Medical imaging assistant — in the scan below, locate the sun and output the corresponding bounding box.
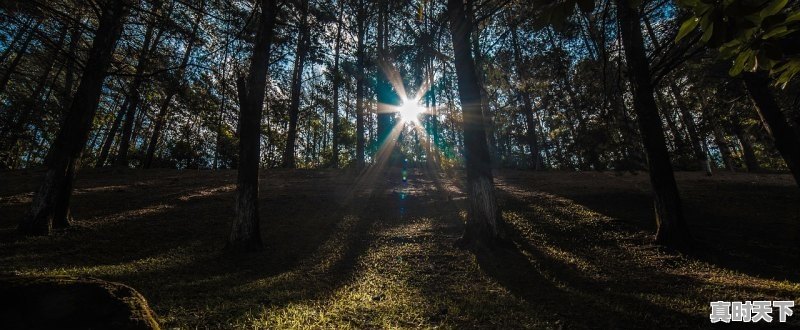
[399,101,424,124]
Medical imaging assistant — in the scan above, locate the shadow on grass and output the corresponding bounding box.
[463,186,699,327]
[0,169,386,327]
[513,174,800,282]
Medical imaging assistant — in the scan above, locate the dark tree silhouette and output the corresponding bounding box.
[448,0,505,248]
[18,0,132,235]
[282,0,311,169]
[227,0,279,252]
[616,0,691,248]
[743,72,800,187]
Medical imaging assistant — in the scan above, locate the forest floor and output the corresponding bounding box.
[0,167,799,328]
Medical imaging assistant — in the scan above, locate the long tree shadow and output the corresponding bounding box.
[475,181,800,327]
[500,171,800,282]
[0,168,392,327]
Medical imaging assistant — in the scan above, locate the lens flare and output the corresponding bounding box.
[399,101,424,124]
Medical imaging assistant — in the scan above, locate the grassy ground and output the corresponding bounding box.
[0,168,798,328]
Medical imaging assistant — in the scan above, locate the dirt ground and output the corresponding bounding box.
[0,168,798,328]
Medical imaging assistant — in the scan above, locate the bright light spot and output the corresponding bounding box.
[399,101,424,124]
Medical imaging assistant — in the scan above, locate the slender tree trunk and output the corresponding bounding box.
[733,122,760,172]
[448,0,505,249]
[654,91,685,152]
[330,2,344,168]
[282,0,310,169]
[375,0,395,152]
[355,3,366,168]
[62,24,82,106]
[228,0,278,252]
[743,72,800,187]
[114,0,166,167]
[95,101,126,167]
[18,0,130,235]
[712,125,736,171]
[617,0,690,248]
[144,6,203,168]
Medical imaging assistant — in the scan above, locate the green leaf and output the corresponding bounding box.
[718,39,742,59]
[676,17,700,42]
[701,22,714,42]
[760,0,787,17]
[730,50,753,76]
[762,26,790,39]
[773,59,800,88]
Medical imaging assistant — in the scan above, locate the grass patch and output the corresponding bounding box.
[1,168,798,328]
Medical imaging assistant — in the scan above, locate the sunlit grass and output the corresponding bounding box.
[0,169,798,328]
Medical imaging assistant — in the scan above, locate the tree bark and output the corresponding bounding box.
[282,0,310,168]
[18,0,131,235]
[743,72,800,187]
[616,0,691,248]
[228,0,278,252]
[448,0,505,249]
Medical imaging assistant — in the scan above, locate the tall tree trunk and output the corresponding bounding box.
[282,0,310,169]
[114,0,166,168]
[18,0,130,235]
[330,2,344,168]
[228,0,278,252]
[617,0,690,248]
[62,23,81,107]
[743,72,800,187]
[448,0,505,248]
[465,0,498,166]
[375,0,394,152]
[355,2,366,168]
[143,6,203,169]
